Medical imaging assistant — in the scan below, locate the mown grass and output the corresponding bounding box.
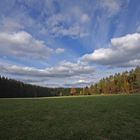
[0,94,140,140]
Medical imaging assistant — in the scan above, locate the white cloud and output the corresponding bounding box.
[0,61,95,78]
[0,31,53,60]
[48,24,88,39]
[42,6,90,38]
[113,59,140,67]
[0,17,24,32]
[82,33,140,67]
[0,4,36,32]
[0,61,95,87]
[99,0,122,16]
[80,14,90,23]
[78,79,86,83]
[0,31,64,61]
[55,48,65,54]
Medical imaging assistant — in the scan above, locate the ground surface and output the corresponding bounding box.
[0,94,140,140]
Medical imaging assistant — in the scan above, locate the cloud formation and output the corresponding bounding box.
[99,0,122,16]
[0,61,95,87]
[0,31,64,62]
[82,33,140,67]
[42,8,90,38]
[0,0,139,87]
[0,61,95,78]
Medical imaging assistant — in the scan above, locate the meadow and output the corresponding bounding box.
[0,94,140,140]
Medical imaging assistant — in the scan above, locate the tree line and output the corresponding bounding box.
[80,66,140,95]
[0,77,74,98]
[0,67,140,97]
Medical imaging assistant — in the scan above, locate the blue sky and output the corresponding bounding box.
[0,0,140,87]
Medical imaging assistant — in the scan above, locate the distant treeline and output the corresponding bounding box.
[82,66,140,95]
[0,67,140,97]
[0,77,70,98]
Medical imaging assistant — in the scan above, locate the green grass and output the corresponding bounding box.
[0,94,140,140]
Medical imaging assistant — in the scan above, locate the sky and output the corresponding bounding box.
[0,0,140,87]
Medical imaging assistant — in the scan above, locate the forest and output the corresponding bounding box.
[86,66,140,95]
[0,66,140,98]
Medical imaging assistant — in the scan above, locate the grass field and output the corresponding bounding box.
[0,94,140,140]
